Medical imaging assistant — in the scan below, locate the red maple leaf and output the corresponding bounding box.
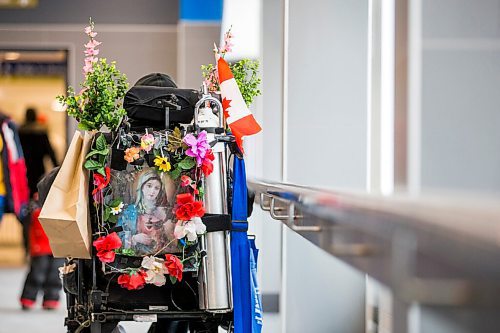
[222,97,232,119]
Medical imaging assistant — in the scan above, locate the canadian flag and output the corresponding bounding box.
[216,53,261,150]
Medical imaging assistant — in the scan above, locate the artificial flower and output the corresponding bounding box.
[140,133,155,153]
[177,193,195,205]
[180,175,198,193]
[84,47,99,57]
[183,131,210,166]
[141,256,167,286]
[175,194,205,221]
[96,250,116,263]
[165,254,183,282]
[220,28,234,54]
[201,149,215,177]
[110,202,124,215]
[124,147,141,163]
[84,25,97,38]
[83,63,94,74]
[92,167,111,195]
[174,217,206,242]
[180,175,192,187]
[93,232,122,263]
[117,270,147,290]
[84,39,101,49]
[92,167,111,203]
[154,156,171,172]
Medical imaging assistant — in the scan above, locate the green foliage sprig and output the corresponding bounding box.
[201,59,261,107]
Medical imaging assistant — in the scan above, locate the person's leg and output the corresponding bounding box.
[20,255,49,309]
[42,256,64,309]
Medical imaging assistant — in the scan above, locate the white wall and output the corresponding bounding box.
[420,0,500,193]
[258,0,369,332]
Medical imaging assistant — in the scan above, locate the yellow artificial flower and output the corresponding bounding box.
[154,156,171,172]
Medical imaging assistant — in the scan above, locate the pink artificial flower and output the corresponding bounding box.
[219,29,234,54]
[84,25,97,38]
[140,133,155,153]
[181,175,192,187]
[83,63,93,74]
[84,40,102,49]
[183,131,210,166]
[84,48,99,57]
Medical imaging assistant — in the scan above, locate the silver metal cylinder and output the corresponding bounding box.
[195,90,233,312]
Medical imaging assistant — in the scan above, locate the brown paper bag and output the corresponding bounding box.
[39,131,93,259]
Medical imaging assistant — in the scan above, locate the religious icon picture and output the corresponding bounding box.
[111,168,180,256]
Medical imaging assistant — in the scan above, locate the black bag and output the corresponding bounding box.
[124,86,200,129]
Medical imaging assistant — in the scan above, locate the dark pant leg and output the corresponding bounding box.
[42,256,64,301]
[21,255,50,301]
[20,210,31,258]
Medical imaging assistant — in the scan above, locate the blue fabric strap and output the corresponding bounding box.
[232,221,248,232]
[231,157,252,333]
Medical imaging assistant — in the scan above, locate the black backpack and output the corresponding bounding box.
[123,73,200,130]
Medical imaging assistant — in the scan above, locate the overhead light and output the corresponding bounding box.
[0,0,38,8]
[4,52,20,61]
[51,99,66,112]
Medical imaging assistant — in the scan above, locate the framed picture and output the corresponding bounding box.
[110,168,180,256]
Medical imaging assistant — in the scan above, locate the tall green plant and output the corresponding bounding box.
[57,19,128,131]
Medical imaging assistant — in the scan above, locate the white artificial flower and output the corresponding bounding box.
[174,217,207,242]
[141,256,167,286]
[110,202,124,215]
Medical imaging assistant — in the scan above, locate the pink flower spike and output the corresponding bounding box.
[84,48,99,57]
[86,56,98,63]
[83,63,93,74]
[84,26,92,34]
[85,40,102,49]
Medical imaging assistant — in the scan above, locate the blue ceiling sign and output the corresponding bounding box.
[180,0,222,22]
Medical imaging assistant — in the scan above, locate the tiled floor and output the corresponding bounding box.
[0,267,280,333]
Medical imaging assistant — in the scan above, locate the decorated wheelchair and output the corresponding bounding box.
[39,20,262,333]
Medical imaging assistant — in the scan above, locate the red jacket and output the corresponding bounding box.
[29,208,52,257]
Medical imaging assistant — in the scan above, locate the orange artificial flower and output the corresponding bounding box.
[124,147,141,163]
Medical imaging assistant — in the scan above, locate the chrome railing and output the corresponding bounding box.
[249,179,500,331]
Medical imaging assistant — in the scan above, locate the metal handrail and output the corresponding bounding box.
[248,179,500,306]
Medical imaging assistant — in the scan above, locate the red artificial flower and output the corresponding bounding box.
[176,193,194,205]
[96,249,116,263]
[175,200,205,221]
[92,167,111,195]
[117,270,147,290]
[93,232,122,263]
[201,160,213,177]
[200,149,214,177]
[164,254,183,282]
